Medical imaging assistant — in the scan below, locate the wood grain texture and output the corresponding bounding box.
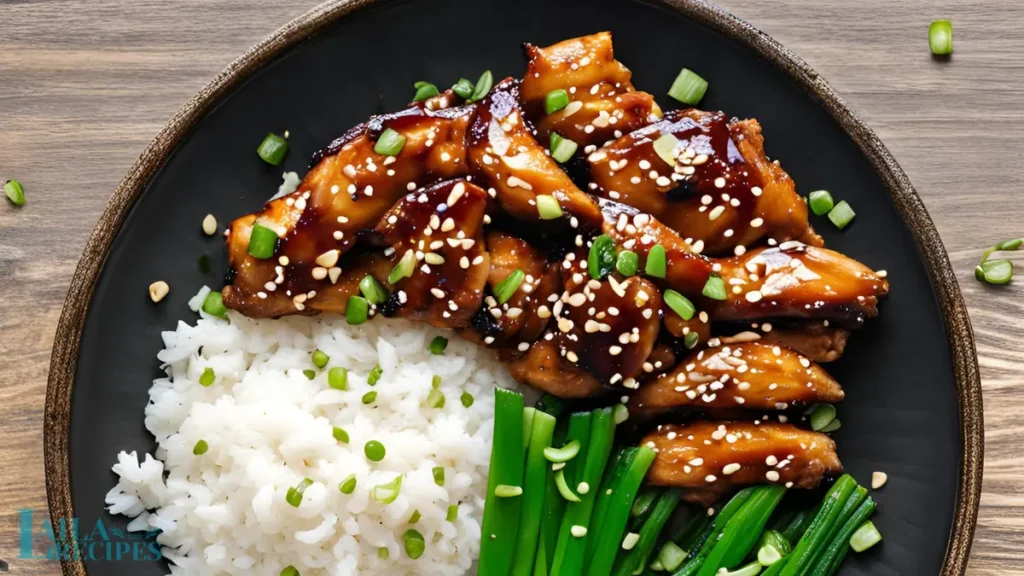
[0,0,1018,573]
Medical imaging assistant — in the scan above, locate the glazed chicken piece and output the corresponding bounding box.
[507,250,662,398]
[642,421,842,502]
[222,105,472,317]
[630,341,844,417]
[520,32,662,147]
[467,78,603,228]
[462,230,561,348]
[589,110,822,256]
[715,321,850,363]
[598,199,889,326]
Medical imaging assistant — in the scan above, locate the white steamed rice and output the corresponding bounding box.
[106,286,517,575]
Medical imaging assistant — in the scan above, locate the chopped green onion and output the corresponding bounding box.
[657,541,687,572]
[328,367,348,390]
[4,180,25,206]
[372,474,403,504]
[339,474,357,494]
[650,559,665,571]
[929,20,953,56]
[193,439,209,455]
[544,439,580,463]
[495,269,525,304]
[808,190,835,216]
[280,566,299,576]
[616,250,639,276]
[368,365,383,385]
[364,440,386,462]
[544,89,570,114]
[202,291,228,317]
[759,530,791,557]
[429,336,448,354]
[588,234,617,280]
[413,81,439,102]
[427,388,446,408]
[850,520,883,552]
[452,78,474,99]
[977,259,1013,285]
[550,133,578,163]
[285,478,314,507]
[469,70,494,102]
[554,469,581,502]
[820,418,842,433]
[653,133,679,167]
[432,375,442,388]
[668,68,708,105]
[248,223,278,259]
[684,331,700,349]
[495,485,523,498]
[332,426,349,443]
[377,546,389,560]
[645,245,667,278]
[758,544,783,566]
[403,528,426,559]
[808,403,837,431]
[389,249,417,285]
[447,504,459,521]
[613,404,629,424]
[663,289,695,320]
[828,201,856,230]
[536,194,563,220]
[303,369,315,380]
[256,133,288,165]
[343,295,368,325]
[362,391,377,404]
[720,561,764,576]
[433,466,446,486]
[997,238,1023,251]
[461,391,475,407]
[408,509,421,524]
[311,349,329,368]
[702,274,727,300]
[199,367,215,387]
[359,275,389,305]
[373,128,407,156]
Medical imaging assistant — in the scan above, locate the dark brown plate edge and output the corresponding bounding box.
[42,1,983,575]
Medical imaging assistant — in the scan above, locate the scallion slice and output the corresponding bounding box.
[616,250,639,276]
[345,295,369,325]
[554,469,581,502]
[663,289,695,321]
[653,133,679,167]
[976,259,1013,285]
[339,474,357,494]
[446,504,459,522]
[828,200,856,229]
[247,223,278,259]
[684,331,699,349]
[257,133,288,165]
[668,68,708,105]
[657,541,687,572]
[413,81,439,102]
[4,180,25,207]
[364,440,386,461]
[588,234,617,280]
[303,369,315,380]
[929,20,953,56]
[311,349,329,368]
[544,89,570,114]
[702,274,727,300]
[614,403,629,424]
[374,128,407,156]
[378,547,390,560]
[494,269,525,304]
[536,194,563,220]
[431,375,442,388]
[850,520,883,552]
[328,366,348,390]
[193,439,208,455]
[645,244,667,278]
[202,291,228,317]
[389,249,416,284]
[427,388,446,408]
[808,190,835,216]
[359,275,388,305]
[285,478,314,507]
[469,70,494,102]
[372,474,403,504]
[362,391,377,404]
[550,132,579,163]
[281,565,299,576]
[408,510,421,523]
[461,390,475,407]
[429,336,448,355]
[544,439,580,463]
[820,418,842,433]
[403,528,426,559]
[433,466,446,486]
[452,78,474,99]
[332,426,349,443]
[199,367,215,387]
[758,544,783,566]
[808,403,837,431]
[495,484,523,498]
[368,365,383,385]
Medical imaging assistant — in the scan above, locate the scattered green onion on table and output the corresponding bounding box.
[976,238,1021,285]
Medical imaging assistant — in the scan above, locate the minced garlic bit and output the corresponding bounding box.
[148,281,169,303]
[871,471,888,490]
[202,214,217,236]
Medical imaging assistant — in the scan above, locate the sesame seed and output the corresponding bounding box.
[709,206,725,221]
[722,463,741,475]
[705,475,717,483]
[766,471,780,482]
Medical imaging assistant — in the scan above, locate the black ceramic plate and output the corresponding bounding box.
[45,0,982,575]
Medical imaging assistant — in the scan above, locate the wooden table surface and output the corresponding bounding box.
[1,0,1021,573]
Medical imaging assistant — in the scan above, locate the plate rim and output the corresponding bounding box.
[43,1,983,574]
